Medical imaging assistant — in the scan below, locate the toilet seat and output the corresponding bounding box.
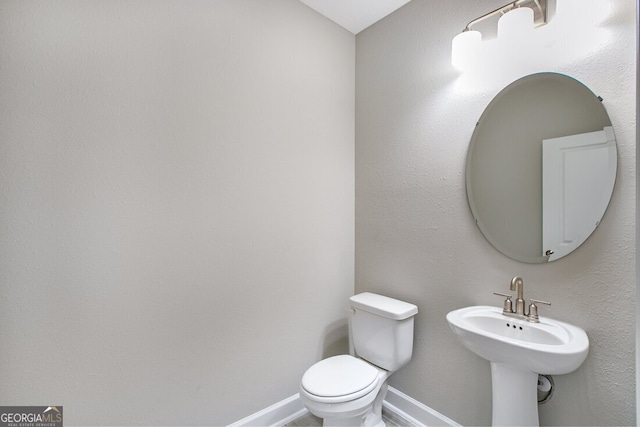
[301,355,381,404]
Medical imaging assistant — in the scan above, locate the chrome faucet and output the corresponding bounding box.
[494,276,550,323]
[510,276,526,316]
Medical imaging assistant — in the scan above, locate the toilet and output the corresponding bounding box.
[300,292,418,427]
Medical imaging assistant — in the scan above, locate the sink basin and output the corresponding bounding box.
[446,305,589,426]
[446,305,589,374]
[447,306,589,375]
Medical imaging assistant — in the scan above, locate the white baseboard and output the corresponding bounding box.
[227,393,307,427]
[383,387,461,427]
[228,386,460,427]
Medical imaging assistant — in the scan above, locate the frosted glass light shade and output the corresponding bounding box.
[497,7,534,39]
[451,30,482,71]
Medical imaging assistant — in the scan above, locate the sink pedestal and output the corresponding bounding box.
[491,363,539,426]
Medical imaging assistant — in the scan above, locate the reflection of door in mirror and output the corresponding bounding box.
[542,126,616,261]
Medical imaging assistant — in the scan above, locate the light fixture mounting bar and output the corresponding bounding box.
[462,0,547,31]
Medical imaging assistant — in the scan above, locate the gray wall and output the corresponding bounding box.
[0,1,354,425]
[356,0,636,425]
[637,0,639,421]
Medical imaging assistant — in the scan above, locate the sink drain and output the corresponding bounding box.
[537,374,554,404]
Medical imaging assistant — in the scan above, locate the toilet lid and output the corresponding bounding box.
[301,355,379,398]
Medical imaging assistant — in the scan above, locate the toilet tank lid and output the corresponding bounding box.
[350,293,418,320]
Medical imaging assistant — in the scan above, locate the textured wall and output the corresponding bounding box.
[0,1,354,424]
[356,0,636,425]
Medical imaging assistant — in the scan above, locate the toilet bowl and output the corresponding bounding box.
[299,293,418,426]
[299,354,390,426]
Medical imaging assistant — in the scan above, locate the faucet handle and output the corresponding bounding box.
[528,299,551,322]
[493,292,514,314]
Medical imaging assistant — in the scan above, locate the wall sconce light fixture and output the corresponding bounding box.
[451,0,549,71]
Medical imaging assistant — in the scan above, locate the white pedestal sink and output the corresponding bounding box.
[446,305,589,426]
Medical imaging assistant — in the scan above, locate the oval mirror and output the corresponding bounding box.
[466,72,617,263]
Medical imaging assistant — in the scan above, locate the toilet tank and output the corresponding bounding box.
[349,293,418,371]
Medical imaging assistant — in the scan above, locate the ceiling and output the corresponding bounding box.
[298,0,413,34]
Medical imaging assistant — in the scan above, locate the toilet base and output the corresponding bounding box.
[312,381,389,427]
[321,412,384,427]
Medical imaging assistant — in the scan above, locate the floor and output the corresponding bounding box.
[284,412,322,426]
[285,412,400,427]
